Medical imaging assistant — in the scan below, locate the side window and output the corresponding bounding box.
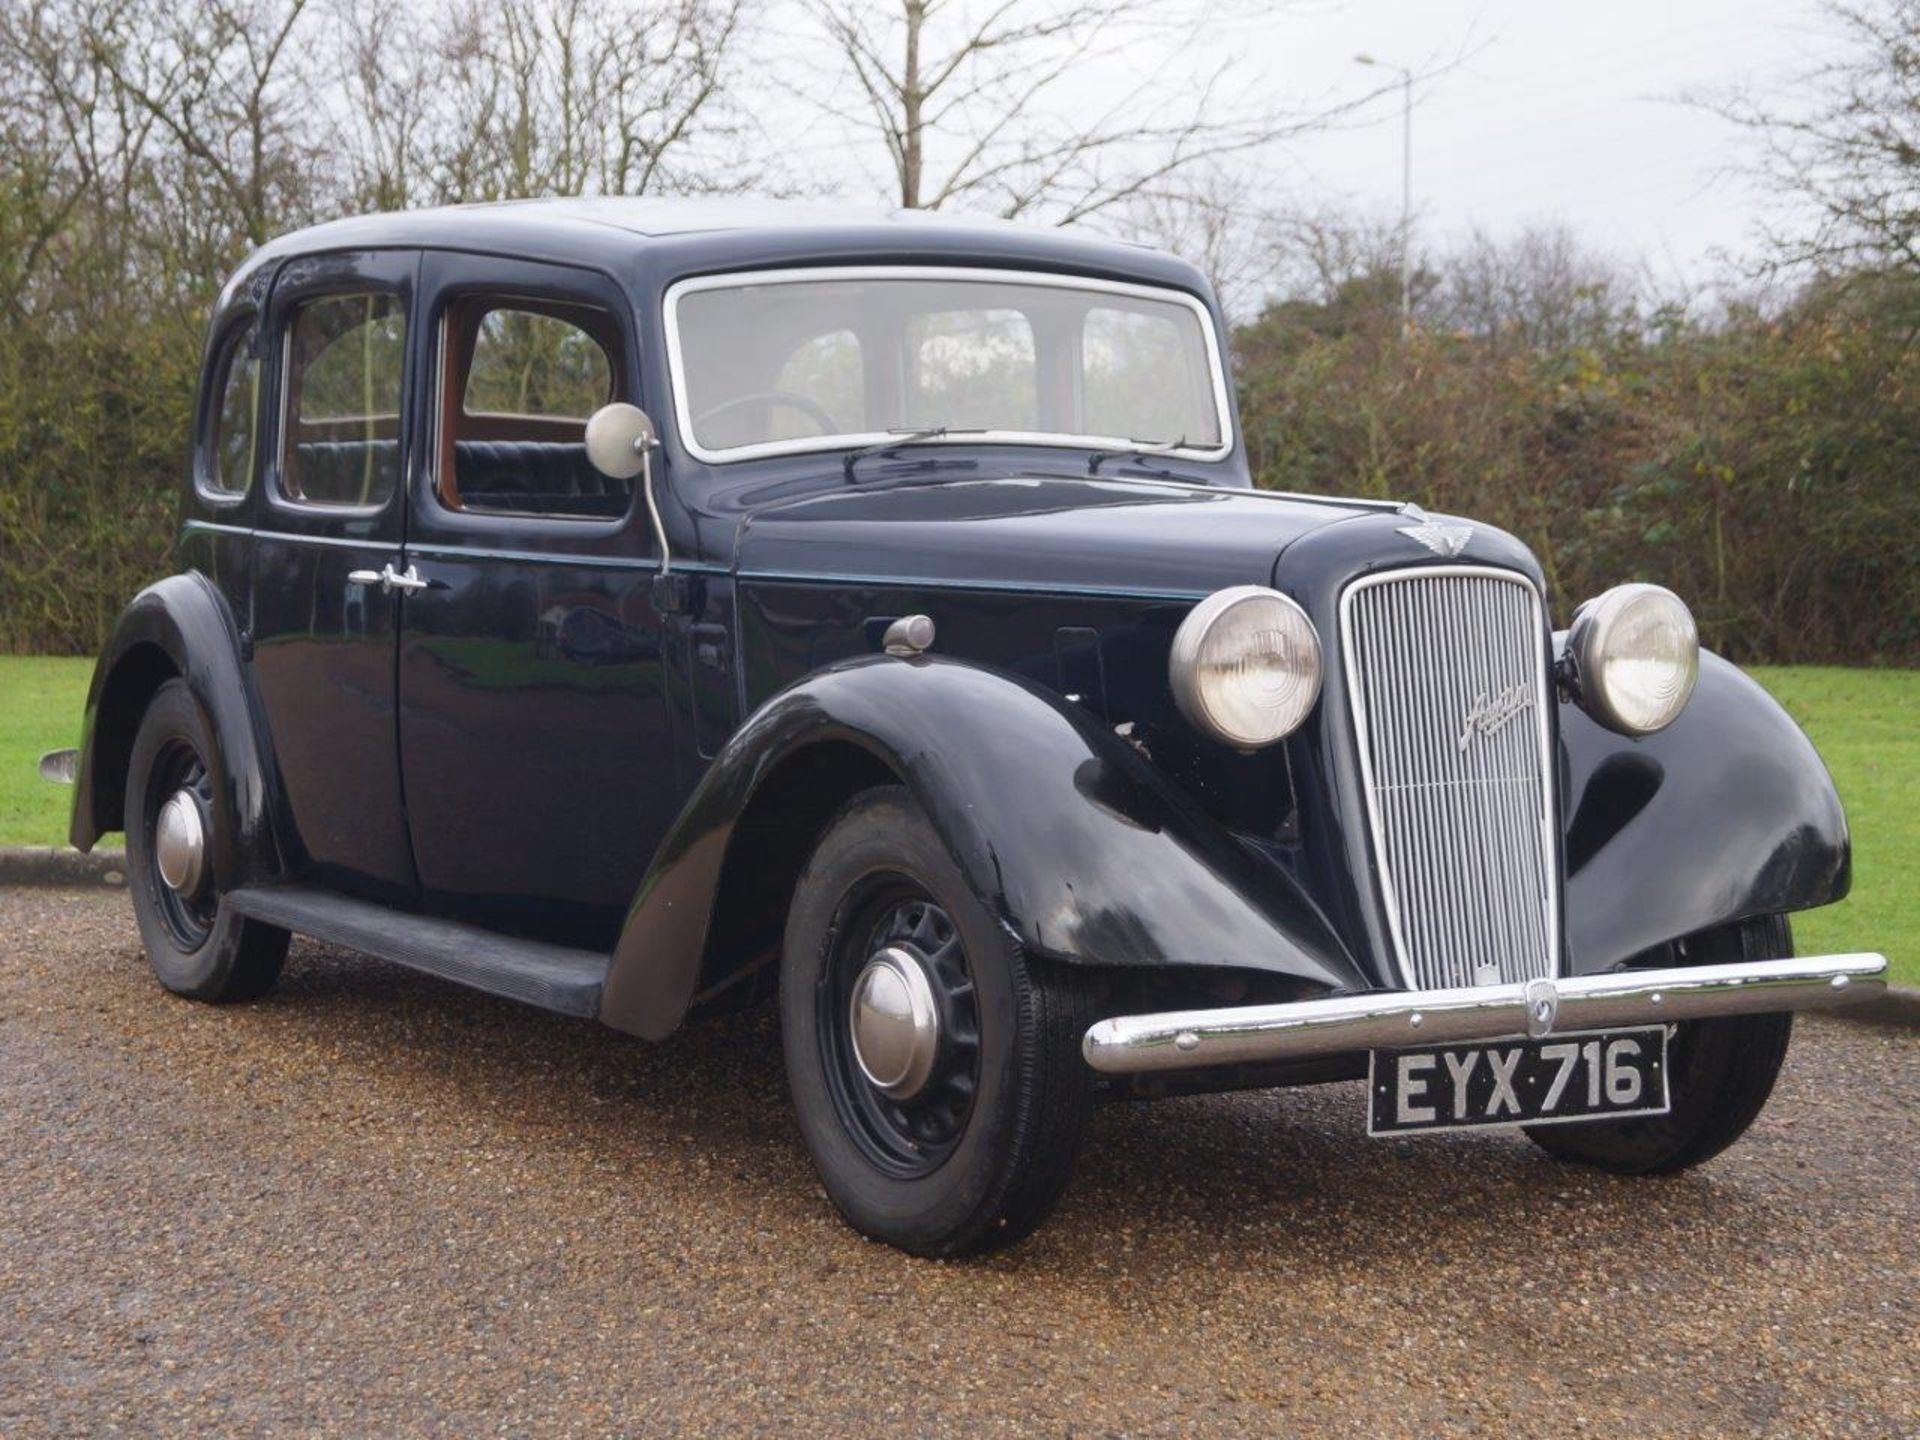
[281,292,407,508]
[203,319,260,498]
[438,299,627,520]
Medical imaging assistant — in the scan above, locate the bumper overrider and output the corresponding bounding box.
[1081,953,1890,1076]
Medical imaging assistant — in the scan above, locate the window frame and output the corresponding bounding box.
[193,311,263,507]
[662,264,1235,466]
[429,291,633,523]
[274,285,413,515]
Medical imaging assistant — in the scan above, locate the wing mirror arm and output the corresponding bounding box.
[586,403,690,612]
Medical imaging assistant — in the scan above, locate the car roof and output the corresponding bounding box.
[238,197,1206,298]
[260,194,1169,242]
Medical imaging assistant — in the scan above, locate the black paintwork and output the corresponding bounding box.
[69,199,1854,1043]
[598,654,1365,1040]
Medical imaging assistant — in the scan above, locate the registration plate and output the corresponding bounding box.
[1367,1026,1670,1136]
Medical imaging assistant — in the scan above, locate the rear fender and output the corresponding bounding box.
[71,573,283,889]
[598,655,1363,1040]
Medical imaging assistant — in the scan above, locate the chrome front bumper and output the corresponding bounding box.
[1081,953,1889,1076]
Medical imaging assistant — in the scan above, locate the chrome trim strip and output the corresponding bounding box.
[1081,953,1890,1075]
[184,520,402,553]
[1339,564,1561,990]
[404,544,730,575]
[661,264,1236,466]
[733,567,1209,602]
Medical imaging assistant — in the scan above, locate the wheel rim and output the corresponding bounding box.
[818,876,981,1178]
[144,739,217,950]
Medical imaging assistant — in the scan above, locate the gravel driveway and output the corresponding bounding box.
[2,886,1914,1436]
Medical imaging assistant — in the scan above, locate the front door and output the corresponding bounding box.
[249,250,420,896]
[395,252,675,947]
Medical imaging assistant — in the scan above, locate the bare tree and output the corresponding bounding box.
[332,0,437,212]
[1113,168,1270,319]
[795,0,1375,224]
[77,0,322,247]
[1436,225,1640,351]
[334,0,756,209]
[0,0,172,311]
[1706,0,1920,278]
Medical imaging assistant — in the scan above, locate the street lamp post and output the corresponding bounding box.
[1355,53,1413,333]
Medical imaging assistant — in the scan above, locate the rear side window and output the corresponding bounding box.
[204,319,260,498]
[437,299,628,520]
[282,292,407,508]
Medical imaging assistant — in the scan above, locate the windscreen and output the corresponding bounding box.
[671,272,1226,457]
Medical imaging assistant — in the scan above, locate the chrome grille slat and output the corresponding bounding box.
[1341,567,1560,990]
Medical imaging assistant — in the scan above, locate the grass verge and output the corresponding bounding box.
[1747,667,1916,987]
[0,657,93,854]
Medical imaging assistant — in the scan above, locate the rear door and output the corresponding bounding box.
[250,249,420,895]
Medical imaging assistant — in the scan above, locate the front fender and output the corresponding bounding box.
[1561,648,1850,973]
[70,573,282,888]
[598,655,1363,1040]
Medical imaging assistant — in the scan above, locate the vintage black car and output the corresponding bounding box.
[69,199,1887,1255]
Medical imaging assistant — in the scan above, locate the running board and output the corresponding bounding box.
[225,884,610,1018]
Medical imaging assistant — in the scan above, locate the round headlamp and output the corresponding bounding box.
[1169,586,1322,749]
[1567,583,1699,735]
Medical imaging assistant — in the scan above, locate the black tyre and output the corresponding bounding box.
[124,679,289,1002]
[1525,915,1794,1174]
[780,786,1097,1257]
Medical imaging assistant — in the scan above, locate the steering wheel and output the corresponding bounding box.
[694,390,841,436]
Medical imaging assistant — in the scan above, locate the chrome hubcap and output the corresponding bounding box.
[848,945,942,1100]
[154,789,207,895]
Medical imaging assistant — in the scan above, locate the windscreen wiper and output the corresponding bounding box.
[1086,436,1190,474]
[843,427,986,480]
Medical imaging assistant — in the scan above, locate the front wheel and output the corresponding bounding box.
[1525,915,1794,1174]
[780,786,1097,1257]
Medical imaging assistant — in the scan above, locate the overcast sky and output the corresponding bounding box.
[764,0,1843,298]
[1267,0,1834,285]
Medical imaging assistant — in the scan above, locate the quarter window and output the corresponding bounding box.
[205,319,260,498]
[282,292,408,508]
[437,299,628,520]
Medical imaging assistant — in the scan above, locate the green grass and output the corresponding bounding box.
[1747,667,1918,988]
[0,657,93,852]
[1,654,1911,985]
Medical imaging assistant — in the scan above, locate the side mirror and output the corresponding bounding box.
[585,401,678,595]
[584,402,658,480]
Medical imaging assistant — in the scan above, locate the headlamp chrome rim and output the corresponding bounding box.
[1169,584,1324,750]
[1567,582,1700,735]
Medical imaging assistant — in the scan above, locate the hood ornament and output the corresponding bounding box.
[1397,507,1473,558]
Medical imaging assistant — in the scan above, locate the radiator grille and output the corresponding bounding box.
[1341,567,1559,990]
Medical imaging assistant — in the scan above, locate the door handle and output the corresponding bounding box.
[347,563,432,595]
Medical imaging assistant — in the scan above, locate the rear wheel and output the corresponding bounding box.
[780,786,1096,1257]
[125,679,289,1002]
[1525,915,1793,1174]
